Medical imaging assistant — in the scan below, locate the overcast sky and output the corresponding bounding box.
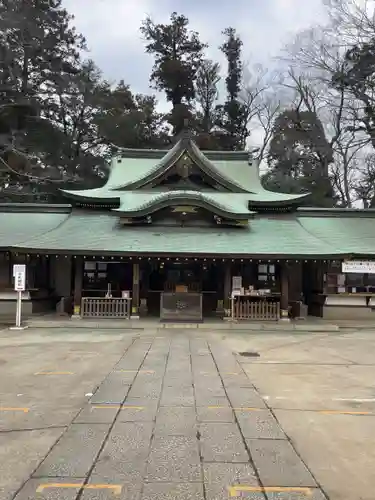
[63,0,327,108]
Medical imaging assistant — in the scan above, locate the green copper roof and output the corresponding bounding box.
[114,191,254,218]
[0,204,70,248]
[3,208,373,258]
[2,205,375,257]
[61,137,309,208]
[299,216,375,255]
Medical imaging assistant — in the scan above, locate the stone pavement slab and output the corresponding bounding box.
[226,387,267,409]
[160,384,195,406]
[0,402,80,431]
[195,385,227,398]
[80,485,141,500]
[203,463,262,500]
[141,482,204,500]
[13,478,82,500]
[154,406,197,435]
[265,490,326,500]
[33,423,110,478]
[127,379,163,399]
[107,369,139,384]
[115,357,148,371]
[196,406,234,423]
[221,373,254,388]
[89,374,130,404]
[145,435,201,482]
[74,404,119,424]
[247,439,317,487]
[0,429,65,500]
[195,393,230,407]
[235,410,286,439]
[193,373,223,389]
[95,421,153,468]
[117,398,159,422]
[200,422,248,462]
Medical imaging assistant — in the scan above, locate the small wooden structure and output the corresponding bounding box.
[232,296,280,321]
[81,297,131,319]
[160,291,203,321]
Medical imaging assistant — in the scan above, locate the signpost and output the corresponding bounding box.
[342,260,375,274]
[13,264,26,329]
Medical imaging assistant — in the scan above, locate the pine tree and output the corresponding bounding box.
[141,12,206,134]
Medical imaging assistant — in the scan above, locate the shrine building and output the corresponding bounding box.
[1,130,375,323]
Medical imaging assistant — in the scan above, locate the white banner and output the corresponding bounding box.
[342,260,375,274]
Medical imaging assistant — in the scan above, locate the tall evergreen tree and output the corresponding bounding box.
[96,81,170,151]
[141,12,206,134]
[194,59,222,149]
[215,28,247,150]
[0,0,86,196]
[263,108,336,207]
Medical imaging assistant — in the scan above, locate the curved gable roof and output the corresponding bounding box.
[61,138,310,208]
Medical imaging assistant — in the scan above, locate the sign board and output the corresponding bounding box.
[13,264,26,277]
[342,260,375,274]
[13,264,26,291]
[232,276,242,290]
[14,271,26,291]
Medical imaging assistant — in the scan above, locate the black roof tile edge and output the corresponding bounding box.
[0,203,72,213]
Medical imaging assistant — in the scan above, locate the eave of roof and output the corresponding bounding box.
[4,208,374,258]
[60,187,310,210]
[0,205,71,248]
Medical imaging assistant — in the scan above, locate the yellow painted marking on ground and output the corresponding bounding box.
[36,483,122,495]
[206,406,263,411]
[0,407,29,413]
[319,410,372,416]
[121,406,145,410]
[115,369,155,374]
[92,405,145,410]
[92,405,121,409]
[228,485,312,497]
[232,407,263,411]
[200,371,240,376]
[34,371,74,375]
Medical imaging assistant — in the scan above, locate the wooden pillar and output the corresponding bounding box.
[223,262,232,319]
[132,262,140,318]
[139,262,149,316]
[223,262,232,314]
[280,261,289,320]
[72,255,83,317]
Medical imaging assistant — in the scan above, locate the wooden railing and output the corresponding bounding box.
[81,297,131,319]
[232,299,280,321]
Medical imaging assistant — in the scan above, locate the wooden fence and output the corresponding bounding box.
[81,297,131,319]
[232,299,280,320]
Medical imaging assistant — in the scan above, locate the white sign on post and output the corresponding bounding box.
[12,264,26,328]
[342,260,375,274]
[14,270,26,291]
[13,264,26,277]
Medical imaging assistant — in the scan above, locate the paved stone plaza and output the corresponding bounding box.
[0,326,374,500]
